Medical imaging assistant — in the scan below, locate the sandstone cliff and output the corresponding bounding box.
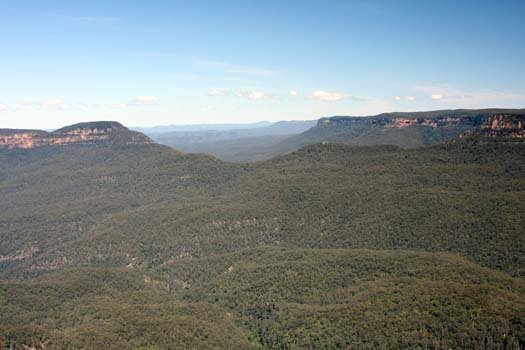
[316,111,525,141]
[0,121,154,150]
[475,114,525,139]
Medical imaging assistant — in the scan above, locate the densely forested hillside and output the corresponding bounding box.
[1,119,524,349]
[179,247,525,349]
[0,267,258,350]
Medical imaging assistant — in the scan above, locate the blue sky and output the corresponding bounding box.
[1,0,524,129]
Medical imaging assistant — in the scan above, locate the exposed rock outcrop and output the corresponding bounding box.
[0,244,39,263]
[317,110,525,139]
[0,121,154,150]
[461,114,525,140]
[317,114,485,129]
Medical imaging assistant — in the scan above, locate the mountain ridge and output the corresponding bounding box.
[268,109,525,155]
[132,109,524,162]
[0,121,154,150]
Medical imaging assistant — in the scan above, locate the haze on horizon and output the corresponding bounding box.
[1,0,524,129]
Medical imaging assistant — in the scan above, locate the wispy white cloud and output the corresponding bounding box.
[207,89,227,96]
[112,103,128,109]
[71,102,100,110]
[309,91,346,102]
[415,84,525,106]
[41,98,64,109]
[350,96,371,102]
[394,96,402,101]
[17,99,36,107]
[308,90,370,102]
[406,96,416,101]
[248,91,269,100]
[289,89,298,96]
[113,96,159,109]
[133,95,159,103]
[235,90,272,100]
[0,104,8,112]
[15,99,99,111]
[197,60,276,76]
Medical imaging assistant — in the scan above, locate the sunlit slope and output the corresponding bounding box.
[0,267,258,350]
[1,248,524,349]
[177,247,525,349]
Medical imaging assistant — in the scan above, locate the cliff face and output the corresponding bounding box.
[302,110,525,148]
[480,115,524,137]
[317,112,525,138]
[462,114,525,140]
[317,114,486,129]
[0,122,154,150]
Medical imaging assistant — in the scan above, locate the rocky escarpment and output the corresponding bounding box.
[467,114,525,139]
[0,121,154,150]
[317,113,487,130]
[447,114,525,143]
[296,109,525,148]
[317,110,525,138]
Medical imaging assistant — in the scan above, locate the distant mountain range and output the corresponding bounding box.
[135,120,316,161]
[136,109,525,162]
[133,121,274,134]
